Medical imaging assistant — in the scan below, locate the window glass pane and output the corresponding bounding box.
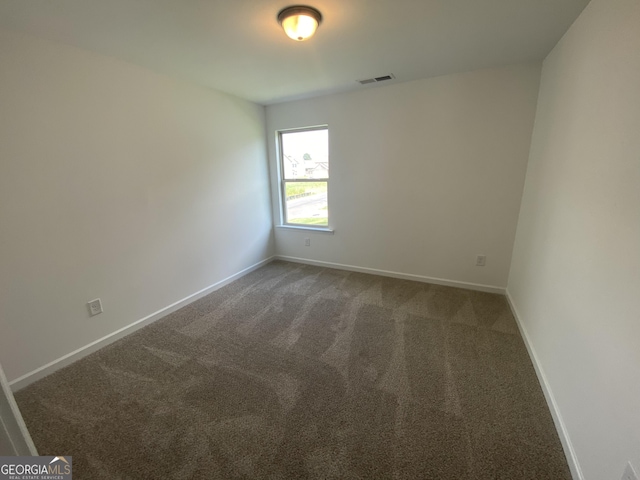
[281,129,328,180]
[285,181,328,226]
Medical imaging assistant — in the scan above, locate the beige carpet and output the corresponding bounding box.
[15,260,571,479]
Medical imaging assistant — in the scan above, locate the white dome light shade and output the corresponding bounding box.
[278,6,322,41]
[281,14,317,41]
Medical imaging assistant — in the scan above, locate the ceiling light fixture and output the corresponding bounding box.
[277,5,322,41]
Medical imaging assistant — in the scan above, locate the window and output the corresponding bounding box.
[278,126,329,227]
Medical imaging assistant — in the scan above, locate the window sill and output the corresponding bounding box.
[276,225,335,234]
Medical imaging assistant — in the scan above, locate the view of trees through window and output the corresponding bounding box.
[279,127,329,226]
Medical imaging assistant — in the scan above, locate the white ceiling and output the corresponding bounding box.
[0,0,590,105]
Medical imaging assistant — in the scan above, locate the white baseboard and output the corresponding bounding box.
[275,255,506,294]
[10,256,275,392]
[505,290,584,480]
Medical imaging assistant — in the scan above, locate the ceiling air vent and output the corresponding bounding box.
[357,73,395,85]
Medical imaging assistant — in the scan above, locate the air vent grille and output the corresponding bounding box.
[357,73,395,85]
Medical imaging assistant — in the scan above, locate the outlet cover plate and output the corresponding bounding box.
[88,298,103,316]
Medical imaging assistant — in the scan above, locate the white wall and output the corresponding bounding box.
[507,0,640,478]
[0,29,274,383]
[266,64,541,290]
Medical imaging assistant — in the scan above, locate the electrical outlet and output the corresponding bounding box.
[622,462,639,480]
[88,298,103,316]
[304,238,311,246]
[476,255,486,266]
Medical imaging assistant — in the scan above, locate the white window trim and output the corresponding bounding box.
[277,125,331,231]
[275,225,335,233]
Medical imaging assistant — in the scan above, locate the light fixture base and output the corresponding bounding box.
[277,5,323,41]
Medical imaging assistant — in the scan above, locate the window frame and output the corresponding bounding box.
[277,125,331,230]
